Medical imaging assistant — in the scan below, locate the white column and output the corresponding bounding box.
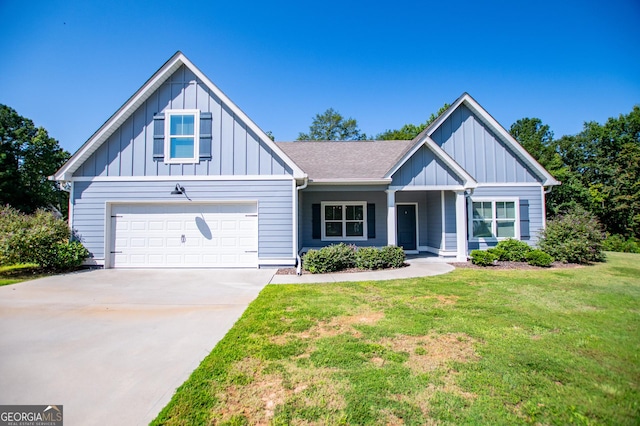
[386,189,396,246]
[455,190,468,262]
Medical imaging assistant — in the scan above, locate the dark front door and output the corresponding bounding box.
[397,204,417,250]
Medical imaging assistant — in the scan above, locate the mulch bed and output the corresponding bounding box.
[450,261,584,270]
[276,264,408,275]
[277,261,584,275]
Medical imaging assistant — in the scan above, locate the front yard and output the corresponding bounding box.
[153,252,639,425]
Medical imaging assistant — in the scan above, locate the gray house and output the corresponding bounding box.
[53,52,559,268]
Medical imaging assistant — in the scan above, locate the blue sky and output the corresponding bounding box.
[1,0,638,153]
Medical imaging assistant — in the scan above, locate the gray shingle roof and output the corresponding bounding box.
[275,140,415,181]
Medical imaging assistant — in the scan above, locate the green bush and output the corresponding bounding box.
[379,245,406,268]
[495,238,532,262]
[486,247,507,261]
[525,249,554,267]
[470,250,497,266]
[355,247,384,270]
[303,243,356,274]
[305,244,405,273]
[538,209,605,264]
[602,234,640,253]
[0,206,89,271]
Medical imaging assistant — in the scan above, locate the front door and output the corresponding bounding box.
[396,204,417,250]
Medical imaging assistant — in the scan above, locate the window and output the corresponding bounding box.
[164,110,200,163]
[321,202,367,240]
[469,198,519,240]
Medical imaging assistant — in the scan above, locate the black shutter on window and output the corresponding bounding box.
[153,114,164,161]
[199,112,212,160]
[520,200,530,240]
[367,203,376,239]
[312,204,321,239]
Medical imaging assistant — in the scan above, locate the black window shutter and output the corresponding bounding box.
[520,200,530,240]
[367,203,376,239]
[199,112,212,160]
[312,204,321,239]
[152,114,164,161]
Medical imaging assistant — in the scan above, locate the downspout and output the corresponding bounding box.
[295,177,309,276]
[544,186,553,194]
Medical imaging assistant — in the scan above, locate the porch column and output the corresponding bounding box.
[386,189,396,246]
[455,190,468,262]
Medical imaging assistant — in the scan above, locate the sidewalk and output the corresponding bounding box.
[269,257,456,284]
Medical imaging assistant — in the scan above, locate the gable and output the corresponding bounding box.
[55,52,303,181]
[430,103,541,184]
[391,144,463,187]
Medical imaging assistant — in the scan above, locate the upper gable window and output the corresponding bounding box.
[164,110,200,163]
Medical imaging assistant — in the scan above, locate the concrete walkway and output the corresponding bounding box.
[269,257,455,284]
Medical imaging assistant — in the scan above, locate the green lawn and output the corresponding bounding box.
[0,263,44,286]
[153,252,640,425]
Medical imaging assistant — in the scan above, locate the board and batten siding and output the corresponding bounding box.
[431,104,540,184]
[391,145,462,188]
[72,179,294,263]
[467,185,544,251]
[73,64,291,178]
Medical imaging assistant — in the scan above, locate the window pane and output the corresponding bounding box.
[346,222,363,236]
[170,137,194,158]
[325,222,342,237]
[497,221,515,238]
[496,202,515,219]
[325,205,342,221]
[473,202,493,219]
[473,220,493,238]
[346,205,363,220]
[170,114,194,135]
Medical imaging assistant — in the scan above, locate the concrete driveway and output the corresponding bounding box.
[0,268,275,425]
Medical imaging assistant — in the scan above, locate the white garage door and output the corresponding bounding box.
[109,203,258,268]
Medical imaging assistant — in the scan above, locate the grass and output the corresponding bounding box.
[0,263,45,286]
[152,252,640,425]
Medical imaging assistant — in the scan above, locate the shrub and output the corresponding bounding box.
[470,250,497,266]
[303,243,356,274]
[0,206,89,271]
[538,209,605,264]
[355,247,384,270]
[495,238,532,262]
[379,245,406,268]
[486,247,507,261]
[602,234,640,253]
[525,249,554,267]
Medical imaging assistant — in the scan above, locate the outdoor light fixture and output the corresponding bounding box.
[170,183,185,195]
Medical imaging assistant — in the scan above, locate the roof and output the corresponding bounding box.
[53,52,305,181]
[276,140,414,182]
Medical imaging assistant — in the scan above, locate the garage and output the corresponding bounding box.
[108,203,258,268]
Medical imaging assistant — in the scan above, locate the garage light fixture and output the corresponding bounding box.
[170,183,185,195]
[170,183,192,201]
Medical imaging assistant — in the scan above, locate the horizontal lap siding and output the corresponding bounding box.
[444,191,457,251]
[72,180,293,261]
[73,65,291,178]
[300,190,387,249]
[467,186,544,251]
[431,105,540,184]
[425,192,442,249]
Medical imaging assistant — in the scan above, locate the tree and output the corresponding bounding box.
[377,103,450,140]
[509,118,561,169]
[0,105,70,215]
[297,108,365,141]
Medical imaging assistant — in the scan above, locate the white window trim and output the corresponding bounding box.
[321,201,368,241]
[164,109,200,164]
[468,197,520,242]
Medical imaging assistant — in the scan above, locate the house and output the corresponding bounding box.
[53,52,560,269]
